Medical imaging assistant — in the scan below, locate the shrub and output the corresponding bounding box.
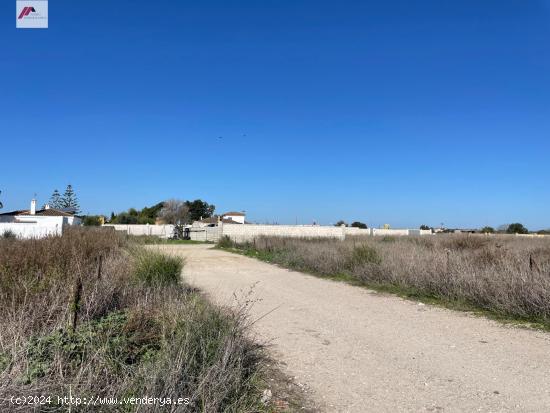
[350,245,381,266]
[507,223,529,234]
[82,215,102,226]
[1,230,16,239]
[132,250,183,286]
[217,235,234,249]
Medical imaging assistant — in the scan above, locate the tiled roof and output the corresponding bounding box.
[0,210,28,216]
[18,208,73,217]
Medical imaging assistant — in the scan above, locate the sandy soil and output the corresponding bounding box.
[154,244,550,413]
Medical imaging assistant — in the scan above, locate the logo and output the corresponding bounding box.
[16,0,48,29]
[17,6,35,19]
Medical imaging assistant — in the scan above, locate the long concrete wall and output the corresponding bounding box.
[221,224,434,242]
[102,223,434,242]
[103,224,175,238]
[221,224,346,242]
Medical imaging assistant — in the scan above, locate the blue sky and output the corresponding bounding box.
[1,0,549,229]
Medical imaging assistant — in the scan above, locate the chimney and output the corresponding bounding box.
[30,199,36,215]
[44,204,50,210]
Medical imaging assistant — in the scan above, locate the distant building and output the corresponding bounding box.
[0,199,81,226]
[221,211,246,224]
[193,211,247,227]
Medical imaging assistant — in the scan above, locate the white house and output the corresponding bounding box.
[221,211,246,224]
[193,211,246,227]
[0,199,81,238]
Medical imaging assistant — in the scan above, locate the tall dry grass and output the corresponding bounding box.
[0,228,264,412]
[225,234,550,324]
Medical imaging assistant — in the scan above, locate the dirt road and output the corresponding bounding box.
[156,244,550,412]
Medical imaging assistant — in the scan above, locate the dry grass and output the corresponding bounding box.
[0,228,265,412]
[223,234,550,326]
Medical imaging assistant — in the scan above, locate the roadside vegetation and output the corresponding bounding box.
[0,228,267,412]
[219,234,550,328]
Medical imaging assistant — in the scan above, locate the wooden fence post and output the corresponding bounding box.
[70,276,83,333]
[96,255,103,280]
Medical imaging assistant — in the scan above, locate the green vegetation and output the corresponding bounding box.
[334,221,368,228]
[0,229,268,411]
[220,234,550,329]
[82,215,103,226]
[109,199,215,226]
[186,199,215,222]
[1,230,16,239]
[480,226,495,233]
[132,249,183,286]
[507,222,529,234]
[110,202,164,224]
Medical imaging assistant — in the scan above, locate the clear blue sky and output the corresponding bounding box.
[1,0,549,229]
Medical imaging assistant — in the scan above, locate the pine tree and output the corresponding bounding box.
[61,185,80,213]
[48,189,62,209]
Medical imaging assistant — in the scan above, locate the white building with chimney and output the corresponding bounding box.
[0,199,81,238]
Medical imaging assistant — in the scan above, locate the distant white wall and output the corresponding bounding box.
[189,226,221,242]
[100,223,435,242]
[102,224,175,238]
[221,225,434,242]
[344,227,372,236]
[371,228,410,236]
[221,224,346,243]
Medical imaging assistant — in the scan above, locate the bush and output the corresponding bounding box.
[133,250,183,286]
[217,235,234,249]
[1,230,16,239]
[24,311,161,383]
[350,245,381,266]
[507,223,528,234]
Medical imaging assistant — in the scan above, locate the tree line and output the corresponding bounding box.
[83,199,215,226]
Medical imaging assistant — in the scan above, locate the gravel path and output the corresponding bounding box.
[155,244,550,412]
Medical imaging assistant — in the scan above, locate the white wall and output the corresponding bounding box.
[189,226,221,242]
[371,228,410,236]
[0,219,63,239]
[103,224,175,238]
[221,224,434,242]
[221,224,346,243]
[101,223,434,242]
